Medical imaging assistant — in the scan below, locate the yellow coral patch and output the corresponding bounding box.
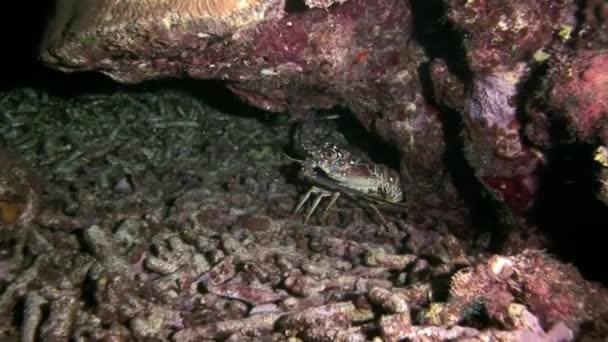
[594,146,608,168]
[0,200,24,225]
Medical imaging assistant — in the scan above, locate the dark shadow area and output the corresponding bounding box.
[9,297,26,335]
[410,0,507,249]
[512,55,608,284]
[284,0,309,14]
[409,0,473,83]
[530,116,608,284]
[333,109,402,171]
[283,107,402,172]
[573,0,593,37]
[0,0,57,90]
[418,62,507,250]
[5,67,277,126]
[513,64,548,147]
[2,67,126,95]
[153,79,279,123]
[0,0,274,126]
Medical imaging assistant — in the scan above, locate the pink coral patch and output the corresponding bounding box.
[483,175,533,214]
[552,52,608,135]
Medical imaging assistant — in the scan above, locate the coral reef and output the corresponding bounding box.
[542,50,608,141]
[437,0,576,215]
[445,0,575,73]
[41,0,448,204]
[304,0,349,9]
[1,87,607,340]
[0,148,40,229]
[39,0,608,223]
[448,250,604,332]
[2,0,608,339]
[522,0,608,209]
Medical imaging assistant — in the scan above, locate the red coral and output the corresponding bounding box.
[483,174,533,213]
[512,250,602,330]
[547,50,608,139]
[446,0,575,73]
[448,250,608,333]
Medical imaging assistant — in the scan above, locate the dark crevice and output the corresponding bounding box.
[513,63,549,147]
[573,0,592,35]
[411,0,508,249]
[333,109,402,171]
[6,73,279,126]
[285,0,309,14]
[286,107,402,172]
[0,0,54,90]
[409,0,473,84]
[516,50,608,283]
[176,80,278,122]
[11,297,26,333]
[418,62,506,250]
[530,113,608,284]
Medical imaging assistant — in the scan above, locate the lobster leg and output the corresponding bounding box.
[293,186,316,215]
[294,186,336,223]
[304,191,332,223]
[321,192,340,218]
[367,203,388,227]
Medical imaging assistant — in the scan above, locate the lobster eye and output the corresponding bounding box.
[324,149,339,160]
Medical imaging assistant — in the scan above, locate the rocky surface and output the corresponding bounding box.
[1,87,607,341]
[40,0,608,228]
[1,0,607,339]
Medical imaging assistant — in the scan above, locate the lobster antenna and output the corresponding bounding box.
[283,152,305,163]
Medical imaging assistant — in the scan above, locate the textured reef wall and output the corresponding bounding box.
[41,0,608,220]
[42,0,443,204]
[2,86,608,341]
[1,1,608,337]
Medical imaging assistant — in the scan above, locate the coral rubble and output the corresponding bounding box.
[0,0,606,339]
[0,88,606,340]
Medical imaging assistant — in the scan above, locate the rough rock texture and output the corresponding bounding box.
[42,0,448,203]
[42,0,287,76]
[0,149,40,229]
[2,82,608,340]
[41,0,608,221]
[449,250,604,333]
[523,0,608,208]
[439,0,577,215]
[17,0,608,339]
[37,0,608,276]
[445,0,575,73]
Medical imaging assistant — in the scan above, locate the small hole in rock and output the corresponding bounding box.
[330,108,402,171]
[285,0,308,13]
